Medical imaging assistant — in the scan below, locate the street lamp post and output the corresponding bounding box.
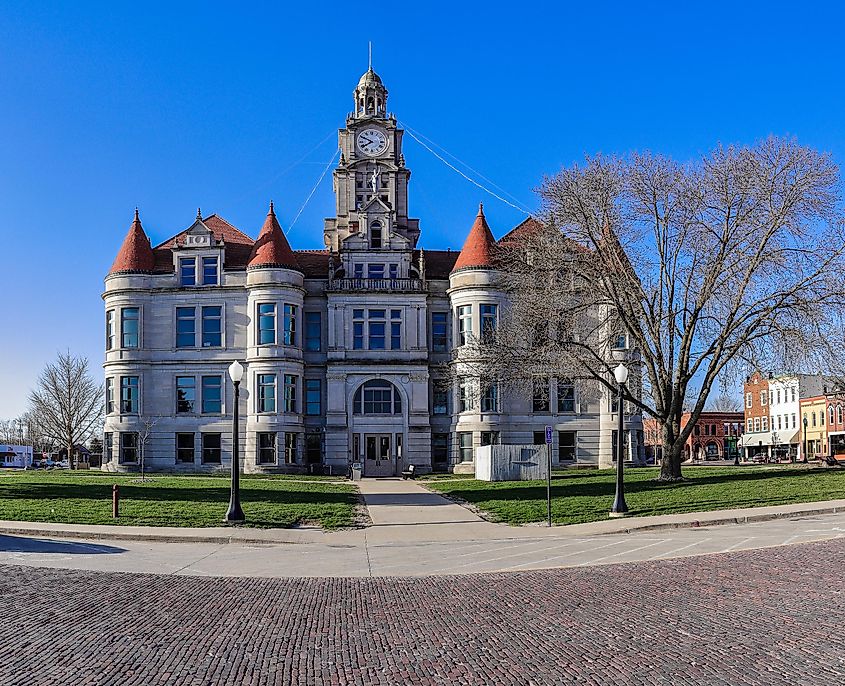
[224,360,245,524]
[610,363,629,517]
[803,415,809,464]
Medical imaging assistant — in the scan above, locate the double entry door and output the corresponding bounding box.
[364,433,394,477]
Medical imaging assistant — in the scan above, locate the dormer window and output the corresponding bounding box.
[389,264,399,279]
[202,257,219,285]
[180,258,196,286]
[353,264,364,279]
[368,264,385,279]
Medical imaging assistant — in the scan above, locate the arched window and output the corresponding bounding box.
[838,405,843,424]
[830,406,835,425]
[370,221,382,248]
[353,380,402,415]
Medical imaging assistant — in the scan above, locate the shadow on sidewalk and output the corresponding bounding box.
[0,535,126,555]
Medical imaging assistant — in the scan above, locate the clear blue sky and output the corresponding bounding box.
[1,1,844,418]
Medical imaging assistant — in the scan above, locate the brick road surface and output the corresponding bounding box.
[3,538,845,685]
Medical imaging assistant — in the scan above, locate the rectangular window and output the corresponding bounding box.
[762,416,768,431]
[202,306,222,347]
[120,376,139,413]
[202,375,222,414]
[104,433,113,463]
[258,303,276,345]
[754,417,760,432]
[353,263,364,279]
[106,310,115,350]
[284,374,297,413]
[283,304,297,346]
[457,305,472,346]
[257,432,276,465]
[792,413,796,429]
[746,392,752,408]
[176,432,195,463]
[176,307,196,347]
[458,432,473,463]
[179,257,196,286]
[760,391,767,406]
[105,378,114,414]
[176,376,196,413]
[533,378,550,412]
[533,431,546,445]
[389,263,399,279]
[390,309,402,350]
[257,374,276,413]
[480,304,497,343]
[353,309,364,349]
[304,312,321,351]
[433,387,448,415]
[201,433,221,464]
[284,432,297,464]
[747,418,753,432]
[458,378,474,413]
[557,379,575,413]
[611,332,628,350]
[432,312,448,352]
[776,389,781,404]
[481,381,498,413]
[202,256,218,285]
[121,307,139,348]
[119,432,138,463]
[559,431,576,461]
[367,263,385,279]
[368,309,386,350]
[305,379,321,416]
[480,431,499,446]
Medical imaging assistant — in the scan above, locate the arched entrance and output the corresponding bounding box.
[350,379,405,477]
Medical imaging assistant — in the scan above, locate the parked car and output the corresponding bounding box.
[54,459,69,469]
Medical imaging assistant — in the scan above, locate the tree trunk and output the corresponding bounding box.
[658,421,684,481]
[67,441,74,470]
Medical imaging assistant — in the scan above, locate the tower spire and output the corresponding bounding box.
[368,41,372,70]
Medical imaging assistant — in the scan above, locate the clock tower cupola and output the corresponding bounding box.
[324,68,420,251]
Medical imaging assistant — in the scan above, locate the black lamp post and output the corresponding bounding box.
[224,360,245,524]
[803,415,809,463]
[610,363,629,517]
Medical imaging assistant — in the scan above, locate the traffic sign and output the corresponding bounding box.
[545,425,553,444]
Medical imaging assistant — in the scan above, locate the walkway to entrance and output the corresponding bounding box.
[357,477,484,527]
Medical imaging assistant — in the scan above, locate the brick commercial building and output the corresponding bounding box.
[102,67,643,476]
[644,412,744,463]
[743,372,825,461]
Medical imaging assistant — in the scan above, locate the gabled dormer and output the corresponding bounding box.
[171,209,227,287]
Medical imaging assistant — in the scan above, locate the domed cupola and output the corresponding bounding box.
[354,67,388,119]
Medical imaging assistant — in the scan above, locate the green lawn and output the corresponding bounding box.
[424,466,845,525]
[0,472,359,529]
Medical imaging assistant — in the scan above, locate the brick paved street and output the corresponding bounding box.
[3,539,845,685]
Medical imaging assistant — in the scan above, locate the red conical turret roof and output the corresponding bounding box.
[451,203,497,273]
[109,209,155,275]
[247,202,300,271]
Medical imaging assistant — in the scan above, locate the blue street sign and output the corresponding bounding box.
[545,425,553,444]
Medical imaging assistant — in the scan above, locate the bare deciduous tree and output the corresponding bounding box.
[473,137,845,481]
[137,415,160,481]
[28,351,103,469]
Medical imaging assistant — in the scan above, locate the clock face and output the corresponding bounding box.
[357,128,388,156]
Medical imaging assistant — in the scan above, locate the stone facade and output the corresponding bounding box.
[102,68,642,475]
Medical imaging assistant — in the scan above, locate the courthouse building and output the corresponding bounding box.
[102,68,642,475]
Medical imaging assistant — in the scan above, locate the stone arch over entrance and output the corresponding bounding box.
[348,378,408,477]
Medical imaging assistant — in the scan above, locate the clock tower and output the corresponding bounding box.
[323,68,419,251]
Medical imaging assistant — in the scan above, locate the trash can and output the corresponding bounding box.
[351,462,362,480]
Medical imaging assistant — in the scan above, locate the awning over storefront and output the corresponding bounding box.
[738,429,799,448]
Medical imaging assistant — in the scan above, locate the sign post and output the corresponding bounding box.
[545,425,553,527]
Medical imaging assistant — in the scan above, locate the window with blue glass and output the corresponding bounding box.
[390,309,402,349]
[120,376,139,413]
[257,374,276,413]
[201,306,222,347]
[201,375,222,413]
[176,307,195,347]
[353,309,364,349]
[304,312,321,351]
[368,309,386,349]
[179,258,196,286]
[202,256,218,285]
[121,308,139,348]
[431,312,448,352]
[368,263,385,279]
[258,303,276,345]
[176,376,195,413]
[305,379,321,416]
[283,304,297,346]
